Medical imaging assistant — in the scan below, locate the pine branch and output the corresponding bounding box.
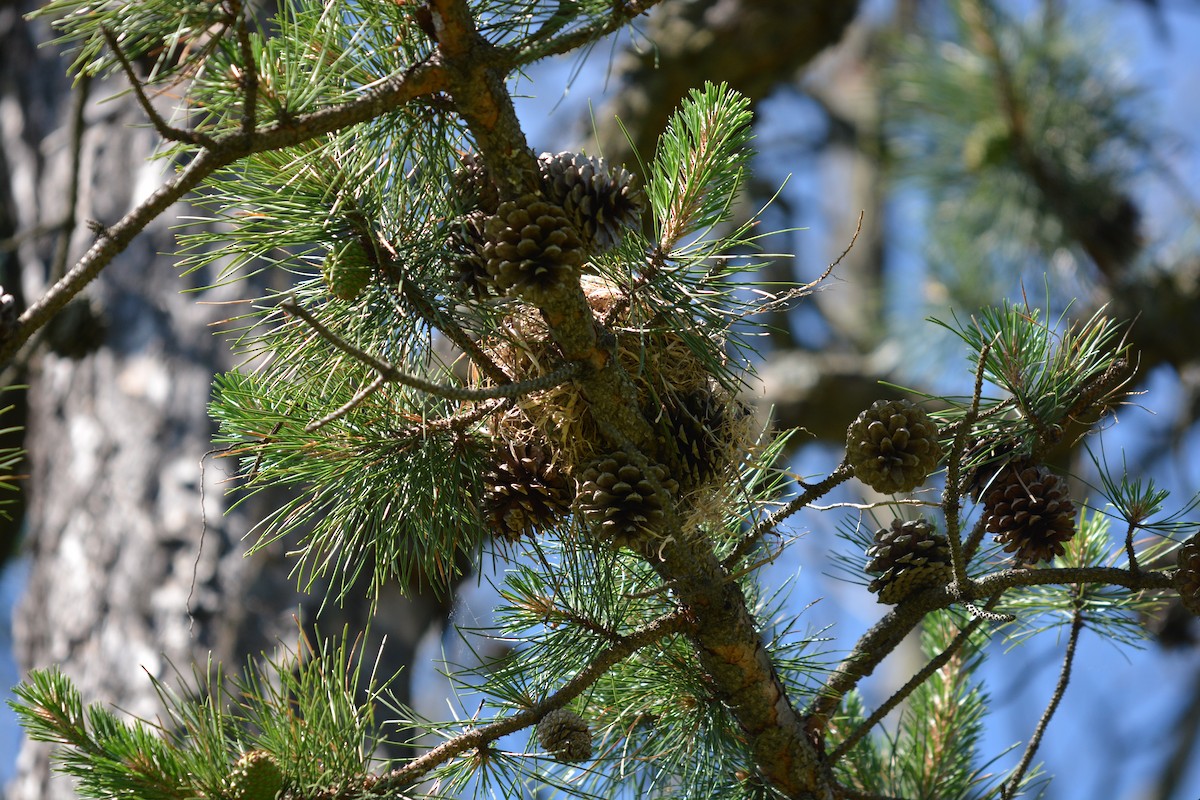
[1001,591,1084,799]
[828,598,997,764]
[806,565,1171,732]
[399,280,511,386]
[100,26,217,148]
[510,0,660,63]
[0,58,448,367]
[278,296,581,402]
[722,461,853,570]
[373,610,690,793]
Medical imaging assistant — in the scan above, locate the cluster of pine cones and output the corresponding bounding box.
[482,387,743,548]
[847,398,1082,603]
[449,151,747,549]
[449,150,645,302]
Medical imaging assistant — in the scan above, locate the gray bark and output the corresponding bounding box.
[1,6,444,797]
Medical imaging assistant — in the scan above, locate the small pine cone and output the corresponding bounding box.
[576,451,678,548]
[482,194,584,303]
[538,152,646,252]
[657,389,729,492]
[225,750,284,800]
[321,239,372,301]
[448,212,493,298]
[537,708,593,763]
[846,399,943,494]
[865,518,953,604]
[1174,531,1200,616]
[982,464,1076,564]
[483,442,573,540]
[449,151,500,214]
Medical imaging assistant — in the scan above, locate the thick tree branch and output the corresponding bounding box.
[807,566,1171,729]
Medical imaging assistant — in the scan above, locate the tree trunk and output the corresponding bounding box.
[1,7,446,797]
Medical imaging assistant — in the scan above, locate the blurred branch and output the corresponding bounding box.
[1148,662,1200,800]
[590,0,860,167]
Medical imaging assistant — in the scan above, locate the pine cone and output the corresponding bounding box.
[656,389,730,492]
[538,151,646,252]
[225,750,284,800]
[982,463,1076,564]
[482,194,584,303]
[576,450,678,547]
[537,708,593,763]
[321,239,372,301]
[450,151,500,215]
[1174,530,1200,617]
[483,442,573,540]
[846,399,943,494]
[865,518,953,604]
[448,211,493,298]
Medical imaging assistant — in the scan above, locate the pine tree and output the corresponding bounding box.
[3,1,1199,799]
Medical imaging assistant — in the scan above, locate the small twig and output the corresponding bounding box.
[280,296,580,402]
[722,462,852,570]
[1,54,447,367]
[805,598,934,730]
[229,0,259,137]
[807,564,1170,738]
[973,565,1172,595]
[372,609,689,793]
[101,26,217,148]
[961,516,990,564]
[1001,591,1084,799]
[49,75,92,283]
[944,337,994,596]
[808,498,934,512]
[829,596,997,762]
[747,210,863,320]
[400,280,511,386]
[305,374,386,432]
[508,0,660,63]
[1123,520,1140,575]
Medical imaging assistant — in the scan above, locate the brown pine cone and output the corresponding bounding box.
[538,151,645,253]
[1175,530,1200,616]
[536,708,593,763]
[846,399,943,494]
[865,518,953,604]
[482,194,584,303]
[982,463,1076,564]
[483,442,573,541]
[576,450,678,548]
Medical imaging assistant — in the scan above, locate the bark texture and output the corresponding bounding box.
[1,7,444,798]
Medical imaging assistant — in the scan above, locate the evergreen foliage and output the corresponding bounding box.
[5,0,1198,798]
